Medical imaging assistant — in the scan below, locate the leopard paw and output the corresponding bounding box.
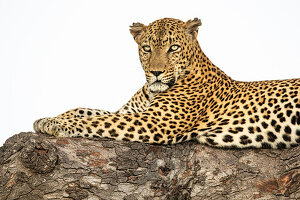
[33,117,64,137]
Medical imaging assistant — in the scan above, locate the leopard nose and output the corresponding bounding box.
[150,71,163,77]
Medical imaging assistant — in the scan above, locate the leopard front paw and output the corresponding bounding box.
[33,117,64,137]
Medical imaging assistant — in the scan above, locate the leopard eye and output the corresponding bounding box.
[168,45,180,53]
[142,45,151,53]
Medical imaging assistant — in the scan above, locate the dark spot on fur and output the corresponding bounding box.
[240,135,252,145]
[256,135,264,142]
[134,120,142,126]
[105,122,112,128]
[261,122,269,129]
[154,133,163,141]
[284,126,292,134]
[109,129,118,137]
[96,129,104,135]
[206,138,217,146]
[223,135,233,143]
[267,131,277,142]
[276,142,287,149]
[261,142,271,148]
[191,132,198,139]
[283,134,291,142]
[127,126,135,132]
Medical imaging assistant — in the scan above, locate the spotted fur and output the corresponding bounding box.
[34,18,300,149]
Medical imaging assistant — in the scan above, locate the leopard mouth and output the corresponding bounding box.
[149,81,169,93]
[149,78,176,93]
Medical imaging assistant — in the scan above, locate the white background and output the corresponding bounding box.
[1,0,300,146]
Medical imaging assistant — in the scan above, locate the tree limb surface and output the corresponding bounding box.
[0,132,299,200]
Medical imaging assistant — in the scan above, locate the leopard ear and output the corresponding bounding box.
[184,18,202,40]
[130,22,146,43]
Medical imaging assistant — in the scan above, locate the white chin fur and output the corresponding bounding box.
[149,82,169,93]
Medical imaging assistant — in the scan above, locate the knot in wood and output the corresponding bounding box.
[20,138,58,173]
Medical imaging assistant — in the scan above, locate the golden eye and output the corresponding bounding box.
[142,46,151,52]
[168,45,180,52]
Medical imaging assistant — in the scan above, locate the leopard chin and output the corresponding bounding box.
[149,82,169,93]
[148,77,176,93]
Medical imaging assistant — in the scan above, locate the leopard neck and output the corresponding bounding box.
[189,41,234,85]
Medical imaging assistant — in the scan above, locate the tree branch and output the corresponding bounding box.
[0,132,299,200]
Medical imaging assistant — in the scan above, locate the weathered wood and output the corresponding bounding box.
[0,132,299,200]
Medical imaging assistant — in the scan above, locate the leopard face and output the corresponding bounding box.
[130,18,201,94]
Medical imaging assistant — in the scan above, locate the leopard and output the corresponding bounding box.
[34,18,300,149]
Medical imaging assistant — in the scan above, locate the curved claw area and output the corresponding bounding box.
[33,117,62,137]
[34,118,46,133]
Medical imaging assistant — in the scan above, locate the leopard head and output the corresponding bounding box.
[130,18,202,93]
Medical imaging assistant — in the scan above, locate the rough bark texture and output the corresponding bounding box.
[0,132,299,200]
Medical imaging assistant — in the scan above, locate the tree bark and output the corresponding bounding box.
[0,132,299,200]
